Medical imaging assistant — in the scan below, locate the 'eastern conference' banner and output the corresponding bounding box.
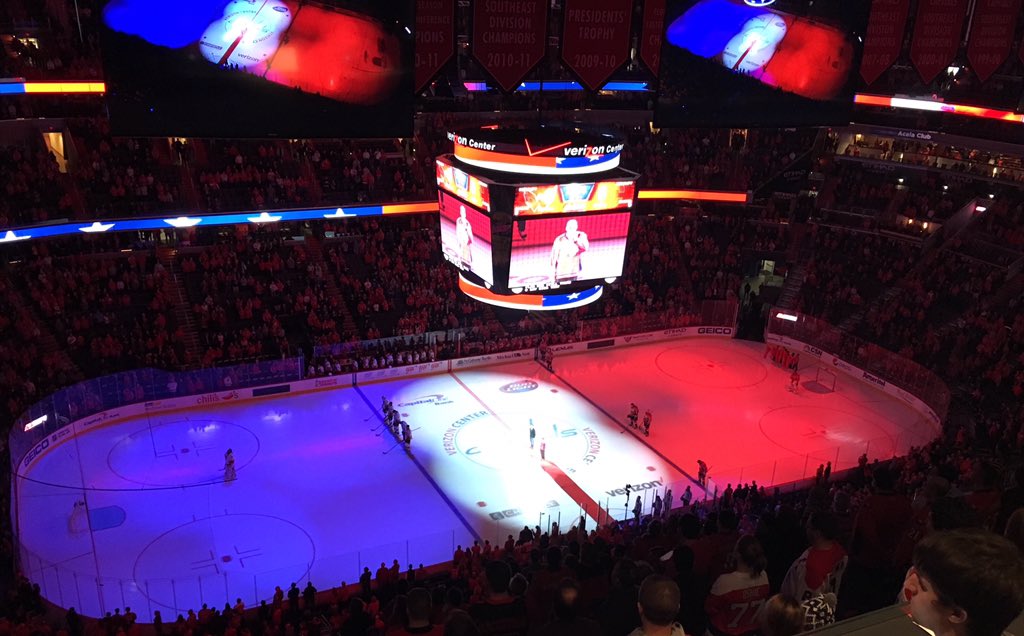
[415,0,455,91]
[561,0,632,90]
[641,0,667,75]
[472,0,547,92]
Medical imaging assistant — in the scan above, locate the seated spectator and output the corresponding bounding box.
[903,529,1024,636]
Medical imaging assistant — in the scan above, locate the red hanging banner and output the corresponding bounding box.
[910,0,970,84]
[561,0,633,90]
[640,0,666,76]
[472,0,547,92]
[415,0,456,92]
[859,0,911,85]
[967,0,1021,83]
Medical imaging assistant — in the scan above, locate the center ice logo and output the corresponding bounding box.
[397,391,450,407]
[444,411,602,471]
[499,380,539,394]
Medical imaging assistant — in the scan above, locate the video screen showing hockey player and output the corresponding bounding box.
[508,212,630,290]
[438,191,494,285]
[99,0,414,137]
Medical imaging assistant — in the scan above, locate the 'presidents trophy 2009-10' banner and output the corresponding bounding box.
[415,0,456,92]
[561,0,632,90]
[472,0,548,92]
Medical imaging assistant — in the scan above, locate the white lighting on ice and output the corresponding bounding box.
[164,216,203,228]
[23,414,47,432]
[775,312,798,322]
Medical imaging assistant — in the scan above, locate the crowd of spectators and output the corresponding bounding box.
[177,229,332,365]
[795,225,920,324]
[197,141,314,213]
[71,118,184,218]
[11,239,183,375]
[859,247,1001,361]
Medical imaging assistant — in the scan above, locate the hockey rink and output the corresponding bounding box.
[15,338,938,620]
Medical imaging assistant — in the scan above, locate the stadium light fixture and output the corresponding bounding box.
[775,312,798,322]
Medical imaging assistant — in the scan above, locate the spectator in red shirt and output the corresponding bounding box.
[780,512,847,607]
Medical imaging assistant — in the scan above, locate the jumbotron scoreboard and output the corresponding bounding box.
[436,126,639,310]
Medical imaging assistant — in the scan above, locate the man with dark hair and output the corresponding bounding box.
[629,574,686,636]
[538,579,601,636]
[903,529,1024,636]
[468,560,528,636]
[388,587,443,635]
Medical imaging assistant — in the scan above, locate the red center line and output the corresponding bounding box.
[218,0,271,66]
[449,372,611,524]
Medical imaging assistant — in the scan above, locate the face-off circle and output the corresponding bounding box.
[108,419,259,487]
[134,513,315,613]
[655,342,768,389]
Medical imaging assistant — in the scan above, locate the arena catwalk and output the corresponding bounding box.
[15,339,937,619]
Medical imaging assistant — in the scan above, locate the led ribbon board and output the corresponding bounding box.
[448,127,624,176]
[458,275,603,310]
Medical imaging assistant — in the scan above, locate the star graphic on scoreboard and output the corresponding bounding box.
[567,292,581,300]
[587,154,603,162]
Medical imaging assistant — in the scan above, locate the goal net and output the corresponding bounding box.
[814,367,838,393]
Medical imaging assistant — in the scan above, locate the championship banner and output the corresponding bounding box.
[472,0,547,92]
[561,0,632,90]
[859,0,911,85]
[967,0,1021,83]
[910,0,969,84]
[415,0,456,92]
[640,0,667,76]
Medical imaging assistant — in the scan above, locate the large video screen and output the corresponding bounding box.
[508,213,630,290]
[514,181,635,216]
[439,191,493,285]
[100,0,414,138]
[436,159,491,212]
[655,0,868,127]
